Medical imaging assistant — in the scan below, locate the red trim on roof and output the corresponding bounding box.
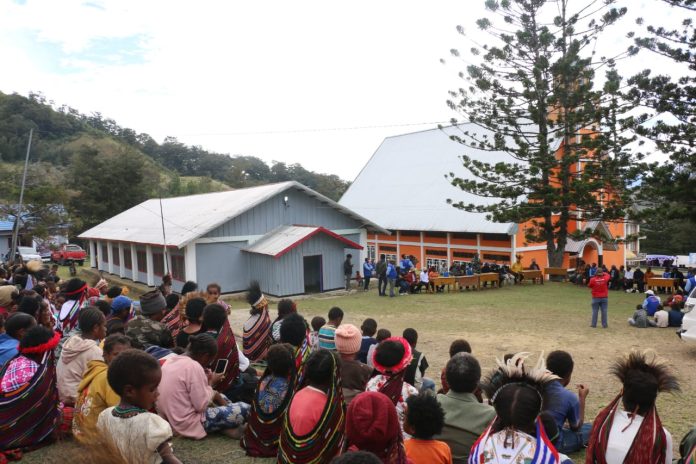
[79,237,179,249]
[272,226,363,258]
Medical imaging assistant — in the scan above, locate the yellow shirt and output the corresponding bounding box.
[73,359,120,439]
[511,262,523,272]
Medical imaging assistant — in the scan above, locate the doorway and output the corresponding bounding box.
[303,255,323,293]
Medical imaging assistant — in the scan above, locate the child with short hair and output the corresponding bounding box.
[318,307,343,350]
[73,334,132,439]
[404,393,452,464]
[366,328,391,369]
[358,318,378,364]
[309,316,326,352]
[97,349,181,464]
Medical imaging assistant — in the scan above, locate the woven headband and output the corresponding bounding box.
[65,283,88,296]
[19,330,61,354]
[252,294,268,310]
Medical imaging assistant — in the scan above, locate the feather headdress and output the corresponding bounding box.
[246,280,267,310]
[480,352,559,403]
[610,350,680,393]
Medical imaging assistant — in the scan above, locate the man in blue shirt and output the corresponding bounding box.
[543,350,591,454]
[643,290,662,316]
[0,312,36,370]
[362,258,374,292]
[400,254,413,274]
[386,260,398,297]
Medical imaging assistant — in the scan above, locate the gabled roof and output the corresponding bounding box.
[339,124,561,235]
[78,181,387,248]
[244,225,362,258]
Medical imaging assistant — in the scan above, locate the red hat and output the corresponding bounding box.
[346,392,402,459]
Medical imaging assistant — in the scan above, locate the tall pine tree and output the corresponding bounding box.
[445,0,638,267]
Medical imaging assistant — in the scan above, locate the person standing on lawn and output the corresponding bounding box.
[344,254,354,291]
[362,258,374,292]
[588,266,610,328]
[376,256,388,297]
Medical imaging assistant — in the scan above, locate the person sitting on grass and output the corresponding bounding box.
[174,296,206,349]
[57,307,106,405]
[439,338,472,395]
[643,290,661,316]
[366,328,391,370]
[367,337,418,437]
[106,296,133,337]
[543,350,591,454]
[309,315,325,352]
[678,426,696,464]
[404,393,453,464]
[628,305,655,328]
[0,325,61,454]
[241,344,295,457]
[668,304,685,328]
[73,334,131,439]
[280,313,312,387]
[654,305,670,328]
[345,391,409,463]
[318,306,344,351]
[205,282,229,314]
[358,318,378,364]
[436,353,494,464]
[242,281,272,362]
[586,351,679,464]
[335,324,372,405]
[271,298,297,343]
[127,289,174,350]
[279,349,346,463]
[97,349,181,464]
[0,312,36,370]
[403,328,434,392]
[156,333,250,440]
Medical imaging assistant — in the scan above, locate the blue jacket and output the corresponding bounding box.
[363,262,374,278]
[0,334,18,371]
[643,295,661,316]
[387,263,397,279]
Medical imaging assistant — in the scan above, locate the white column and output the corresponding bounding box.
[131,246,138,281]
[89,240,97,268]
[476,234,481,256]
[395,231,400,260]
[107,242,114,274]
[146,245,154,286]
[510,234,517,263]
[184,244,197,283]
[96,240,103,270]
[446,233,452,266]
[118,243,125,278]
[419,232,424,266]
[358,229,367,264]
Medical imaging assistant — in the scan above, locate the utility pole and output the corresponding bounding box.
[9,128,33,265]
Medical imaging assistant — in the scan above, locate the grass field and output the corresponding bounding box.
[23,280,696,463]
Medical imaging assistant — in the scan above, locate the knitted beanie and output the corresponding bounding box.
[346,392,401,455]
[139,289,167,316]
[335,323,362,355]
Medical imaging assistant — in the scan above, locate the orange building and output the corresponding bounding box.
[339,125,638,271]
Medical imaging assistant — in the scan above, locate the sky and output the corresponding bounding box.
[0,0,687,181]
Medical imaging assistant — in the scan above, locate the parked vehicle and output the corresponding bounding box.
[680,287,696,343]
[17,246,42,263]
[51,244,87,266]
[38,247,53,263]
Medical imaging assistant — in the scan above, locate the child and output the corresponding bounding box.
[318,307,343,350]
[97,349,181,464]
[403,328,433,391]
[309,316,326,352]
[73,334,132,439]
[439,339,472,394]
[366,328,391,369]
[628,304,655,328]
[358,318,378,364]
[57,307,107,404]
[404,393,452,464]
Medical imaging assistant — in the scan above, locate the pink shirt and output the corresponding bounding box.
[156,354,213,439]
[288,386,328,435]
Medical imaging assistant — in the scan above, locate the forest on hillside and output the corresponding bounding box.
[0,91,349,237]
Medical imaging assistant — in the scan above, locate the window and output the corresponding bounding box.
[426,258,448,271]
[367,245,376,260]
[67,245,82,252]
[425,232,447,238]
[453,251,476,259]
[123,247,132,270]
[379,245,397,253]
[425,249,448,257]
[101,245,108,263]
[451,232,477,240]
[481,233,509,242]
[153,253,164,276]
[379,253,397,263]
[171,255,185,281]
[137,250,147,273]
[112,246,120,266]
[483,253,510,263]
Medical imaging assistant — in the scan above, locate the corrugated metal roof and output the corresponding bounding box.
[244,225,362,258]
[78,181,387,248]
[0,220,14,233]
[340,124,561,234]
[566,238,593,253]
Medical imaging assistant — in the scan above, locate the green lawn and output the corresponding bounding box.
[23,281,696,463]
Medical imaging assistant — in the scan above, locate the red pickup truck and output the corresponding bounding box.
[51,244,87,266]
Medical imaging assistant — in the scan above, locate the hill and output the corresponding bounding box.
[0,91,349,238]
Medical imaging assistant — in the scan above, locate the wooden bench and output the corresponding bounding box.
[544,267,569,282]
[456,275,479,291]
[520,269,544,284]
[646,277,676,293]
[432,276,456,292]
[479,272,499,288]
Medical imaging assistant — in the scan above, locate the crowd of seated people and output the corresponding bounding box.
[1,263,695,464]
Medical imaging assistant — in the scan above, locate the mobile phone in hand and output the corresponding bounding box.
[214,359,228,375]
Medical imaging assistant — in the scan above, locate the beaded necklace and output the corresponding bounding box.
[112,403,147,419]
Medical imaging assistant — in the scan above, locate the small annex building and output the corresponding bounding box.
[78,181,387,296]
[339,125,638,271]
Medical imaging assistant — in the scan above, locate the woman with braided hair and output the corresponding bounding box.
[469,352,562,464]
[278,349,346,463]
[242,281,272,362]
[586,351,679,464]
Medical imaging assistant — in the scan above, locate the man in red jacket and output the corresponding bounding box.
[588,267,610,328]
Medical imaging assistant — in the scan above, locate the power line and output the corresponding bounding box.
[177,121,451,137]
